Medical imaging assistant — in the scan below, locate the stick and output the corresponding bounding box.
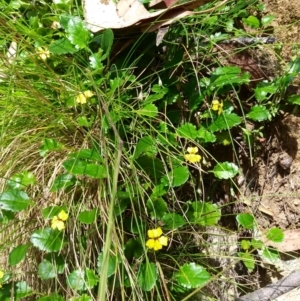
[236,270,300,301]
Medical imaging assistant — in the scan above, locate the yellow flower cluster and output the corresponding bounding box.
[75,90,94,104]
[0,270,4,288]
[146,227,168,251]
[184,147,201,163]
[36,47,50,61]
[211,100,223,115]
[51,210,68,231]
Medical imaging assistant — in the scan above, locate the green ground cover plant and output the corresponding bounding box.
[0,0,299,300]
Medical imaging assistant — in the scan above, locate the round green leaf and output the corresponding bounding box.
[192,202,221,226]
[209,113,242,132]
[176,123,198,139]
[50,174,76,192]
[266,227,284,243]
[147,198,167,219]
[166,166,189,187]
[30,228,64,252]
[262,247,279,264]
[133,136,157,159]
[162,213,186,230]
[97,252,121,277]
[15,281,32,300]
[175,263,211,289]
[238,252,255,272]
[0,190,33,212]
[243,15,260,28]
[261,15,275,26]
[42,206,68,219]
[7,171,36,189]
[137,104,158,117]
[85,268,98,289]
[36,293,64,301]
[213,162,239,179]
[67,269,85,291]
[9,244,31,266]
[236,213,255,230]
[38,259,56,280]
[138,262,157,291]
[247,105,270,121]
[63,159,107,178]
[78,209,98,224]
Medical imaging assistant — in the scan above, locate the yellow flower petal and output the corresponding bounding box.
[36,47,50,61]
[153,240,163,251]
[51,219,65,231]
[158,236,168,247]
[76,93,87,104]
[0,270,4,279]
[148,227,163,239]
[187,147,198,154]
[184,154,201,163]
[83,90,94,98]
[146,239,155,249]
[211,100,220,111]
[58,210,68,221]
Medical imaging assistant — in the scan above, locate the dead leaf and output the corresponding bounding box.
[83,0,214,32]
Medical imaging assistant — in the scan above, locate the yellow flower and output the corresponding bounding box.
[36,47,50,61]
[0,270,4,279]
[51,210,68,231]
[75,90,94,104]
[184,146,201,163]
[211,100,223,115]
[146,227,168,251]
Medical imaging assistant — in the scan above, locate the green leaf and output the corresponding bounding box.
[164,166,189,187]
[138,262,157,291]
[162,213,186,230]
[197,127,216,143]
[176,123,198,139]
[147,198,167,219]
[287,94,300,105]
[134,156,165,180]
[89,53,104,71]
[247,105,271,121]
[287,57,300,75]
[63,159,107,178]
[30,228,64,252]
[175,263,211,289]
[67,269,85,291]
[9,244,31,266]
[243,15,260,28]
[44,254,65,275]
[261,247,279,264]
[192,202,221,226]
[261,15,275,26]
[70,295,92,301]
[49,38,77,54]
[266,227,284,243]
[101,29,114,61]
[209,113,241,132]
[7,171,36,189]
[36,293,65,301]
[254,82,278,101]
[85,269,98,289]
[50,174,76,192]
[0,190,33,212]
[213,162,239,179]
[40,138,63,157]
[236,213,255,230]
[240,240,251,251]
[251,239,264,249]
[97,252,120,278]
[210,66,250,89]
[144,93,165,105]
[125,238,143,259]
[78,209,98,224]
[38,259,57,279]
[15,281,32,300]
[133,136,157,159]
[137,104,158,117]
[42,206,68,219]
[68,149,103,162]
[238,252,255,272]
[64,16,91,49]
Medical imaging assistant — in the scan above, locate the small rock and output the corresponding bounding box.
[278,152,293,170]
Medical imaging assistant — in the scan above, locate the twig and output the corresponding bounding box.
[235,270,300,301]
